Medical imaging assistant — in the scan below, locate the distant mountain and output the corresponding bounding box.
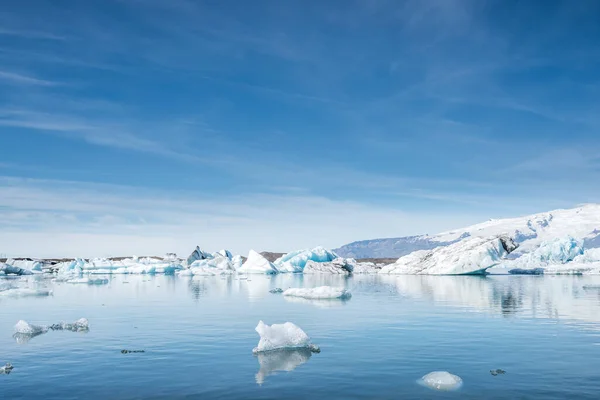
[334,204,600,259]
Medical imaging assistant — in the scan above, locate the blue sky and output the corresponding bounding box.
[1,0,600,257]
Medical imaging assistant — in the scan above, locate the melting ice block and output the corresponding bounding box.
[283,286,352,300]
[252,321,320,354]
[13,318,89,344]
[380,236,517,275]
[419,371,463,391]
[238,251,278,274]
[14,320,48,335]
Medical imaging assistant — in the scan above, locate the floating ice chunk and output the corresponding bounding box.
[0,363,13,375]
[269,288,284,294]
[381,236,517,275]
[0,288,53,298]
[238,251,279,274]
[352,262,382,274]
[419,371,463,391]
[509,268,545,275]
[274,246,338,273]
[252,321,320,354]
[67,278,109,285]
[49,318,89,332]
[283,286,352,300]
[190,255,233,270]
[255,348,313,385]
[14,320,48,335]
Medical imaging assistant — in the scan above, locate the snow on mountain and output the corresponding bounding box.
[335,204,600,259]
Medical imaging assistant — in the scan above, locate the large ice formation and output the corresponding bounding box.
[274,247,338,273]
[283,286,352,300]
[419,371,463,391]
[255,348,313,385]
[303,258,354,274]
[238,251,279,274]
[380,236,517,275]
[252,321,320,354]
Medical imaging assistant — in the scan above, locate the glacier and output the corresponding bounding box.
[380,236,517,275]
[252,320,320,354]
[419,371,463,391]
[283,286,352,299]
[238,251,279,274]
[335,203,600,258]
[274,246,338,273]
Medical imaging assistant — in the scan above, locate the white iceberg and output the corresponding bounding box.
[252,320,320,354]
[255,348,313,385]
[238,251,279,274]
[283,286,352,300]
[419,371,463,391]
[380,236,517,275]
[5,259,45,273]
[274,246,338,273]
[232,255,243,270]
[303,258,354,274]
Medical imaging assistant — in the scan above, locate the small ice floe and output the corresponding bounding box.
[0,363,13,375]
[490,369,506,376]
[0,288,53,298]
[269,288,284,294]
[255,348,313,385]
[13,318,89,343]
[66,277,109,285]
[283,286,351,300]
[121,349,145,354]
[252,321,320,354]
[418,371,463,391]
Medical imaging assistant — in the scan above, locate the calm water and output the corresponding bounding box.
[2,273,600,399]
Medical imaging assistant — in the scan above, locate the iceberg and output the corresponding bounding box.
[274,246,338,273]
[252,320,320,354]
[14,320,49,335]
[190,255,234,270]
[238,251,279,274]
[283,286,352,300]
[380,236,517,275]
[232,255,243,270]
[0,263,33,276]
[255,348,313,385]
[187,246,210,266]
[5,259,45,273]
[419,371,463,391]
[509,236,583,269]
[303,258,354,274]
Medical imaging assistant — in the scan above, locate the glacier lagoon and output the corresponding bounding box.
[2,274,600,399]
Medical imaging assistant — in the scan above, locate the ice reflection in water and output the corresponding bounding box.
[254,348,313,385]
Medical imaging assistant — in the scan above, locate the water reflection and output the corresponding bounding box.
[254,348,313,385]
[386,275,600,327]
[283,295,350,308]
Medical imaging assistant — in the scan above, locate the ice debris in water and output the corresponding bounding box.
[283,286,352,300]
[252,321,320,354]
[121,349,145,354]
[269,288,284,294]
[490,369,506,376]
[0,288,52,298]
[0,363,13,375]
[13,318,89,343]
[255,348,313,385]
[66,278,109,285]
[419,371,463,391]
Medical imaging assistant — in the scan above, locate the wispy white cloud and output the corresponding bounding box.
[0,176,486,258]
[0,70,60,86]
